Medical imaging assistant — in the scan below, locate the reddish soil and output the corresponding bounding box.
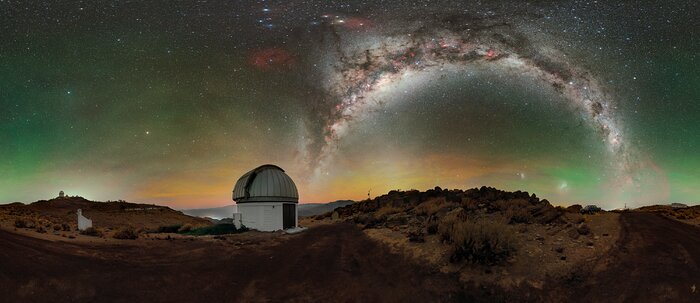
[0,222,461,303]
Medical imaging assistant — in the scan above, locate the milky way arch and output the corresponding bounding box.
[305,18,633,182]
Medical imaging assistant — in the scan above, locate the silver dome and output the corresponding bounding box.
[232,164,299,203]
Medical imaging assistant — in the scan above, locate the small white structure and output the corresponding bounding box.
[232,164,298,232]
[231,205,243,229]
[58,191,65,198]
[77,209,93,231]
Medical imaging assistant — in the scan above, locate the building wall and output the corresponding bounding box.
[238,202,282,231]
[237,202,297,232]
[77,209,92,231]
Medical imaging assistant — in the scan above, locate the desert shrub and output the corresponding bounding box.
[504,206,531,224]
[461,199,478,211]
[181,224,247,236]
[426,221,439,234]
[80,227,103,237]
[35,226,47,233]
[494,199,527,211]
[53,224,62,231]
[14,219,27,228]
[374,205,402,218]
[113,227,138,240]
[354,213,379,227]
[446,192,462,203]
[178,224,193,233]
[414,198,455,216]
[156,225,182,233]
[439,217,517,265]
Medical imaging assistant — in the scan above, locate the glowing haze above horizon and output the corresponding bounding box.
[1,1,698,209]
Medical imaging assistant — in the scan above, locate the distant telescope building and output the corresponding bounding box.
[232,164,298,232]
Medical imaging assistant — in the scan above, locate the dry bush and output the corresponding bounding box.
[113,227,138,240]
[14,219,28,228]
[374,205,402,218]
[439,216,517,265]
[354,213,379,227]
[494,199,529,211]
[35,226,47,233]
[461,199,478,211]
[426,219,439,234]
[178,224,193,233]
[504,206,531,224]
[113,227,138,239]
[80,227,103,237]
[414,198,456,216]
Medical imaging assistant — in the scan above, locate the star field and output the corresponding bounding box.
[0,0,698,209]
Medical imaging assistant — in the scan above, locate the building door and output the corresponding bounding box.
[283,204,295,229]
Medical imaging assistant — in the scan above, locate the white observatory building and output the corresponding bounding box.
[232,164,298,231]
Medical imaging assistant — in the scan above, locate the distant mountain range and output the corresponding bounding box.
[297,200,355,217]
[181,200,354,220]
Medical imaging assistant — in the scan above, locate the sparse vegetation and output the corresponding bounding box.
[80,227,103,237]
[156,225,182,233]
[439,216,517,265]
[113,227,138,240]
[354,213,379,227]
[180,224,248,236]
[178,224,193,233]
[14,219,28,228]
[374,205,402,218]
[414,198,456,216]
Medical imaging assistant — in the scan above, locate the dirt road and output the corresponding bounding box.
[568,212,700,302]
[0,223,461,303]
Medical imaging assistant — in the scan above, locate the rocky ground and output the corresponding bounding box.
[304,186,700,302]
[1,188,699,302]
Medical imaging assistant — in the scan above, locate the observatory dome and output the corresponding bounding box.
[232,164,299,203]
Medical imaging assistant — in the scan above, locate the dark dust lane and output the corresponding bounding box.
[570,212,700,303]
[0,223,461,303]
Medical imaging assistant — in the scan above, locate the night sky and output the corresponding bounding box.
[1,1,698,209]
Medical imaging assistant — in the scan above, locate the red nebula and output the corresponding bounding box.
[248,48,296,71]
[485,48,497,59]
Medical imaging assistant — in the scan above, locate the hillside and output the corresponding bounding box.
[0,196,210,233]
[307,186,621,297]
